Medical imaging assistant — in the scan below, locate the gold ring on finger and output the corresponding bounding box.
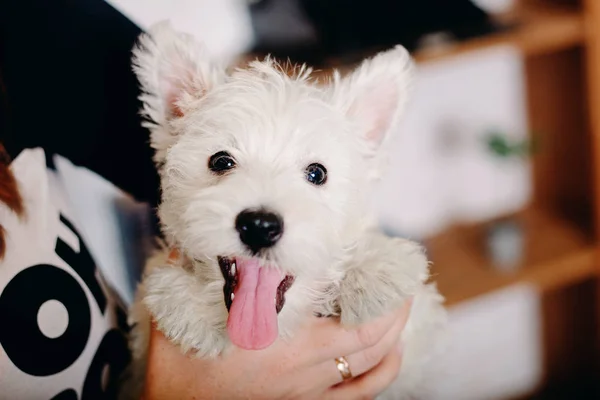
[334,356,353,381]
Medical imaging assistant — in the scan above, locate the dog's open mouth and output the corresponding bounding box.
[218,256,294,350]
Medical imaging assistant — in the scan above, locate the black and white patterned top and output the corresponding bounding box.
[0,149,148,400]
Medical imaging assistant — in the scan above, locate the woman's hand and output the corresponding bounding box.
[143,300,412,400]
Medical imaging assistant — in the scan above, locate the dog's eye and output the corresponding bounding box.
[305,163,327,185]
[208,151,236,174]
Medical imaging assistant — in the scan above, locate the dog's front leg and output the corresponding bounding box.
[142,264,230,358]
[336,233,430,326]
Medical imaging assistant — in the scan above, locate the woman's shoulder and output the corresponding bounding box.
[0,148,53,250]
[2,147,49,208]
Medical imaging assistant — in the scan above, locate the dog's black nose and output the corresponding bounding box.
[235,209,284,252]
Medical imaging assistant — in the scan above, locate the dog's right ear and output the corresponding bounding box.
[132,21,225,162]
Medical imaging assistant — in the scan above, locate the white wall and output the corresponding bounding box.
[424,284,543,400]
[373,46,532,239]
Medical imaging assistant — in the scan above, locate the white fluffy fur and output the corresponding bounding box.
[122,21,447,400]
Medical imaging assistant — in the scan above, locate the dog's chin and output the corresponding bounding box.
[217,256,295,313]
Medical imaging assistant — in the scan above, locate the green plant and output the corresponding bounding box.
[485,130,540,159]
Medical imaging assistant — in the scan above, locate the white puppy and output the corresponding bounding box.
[122,22,447,400]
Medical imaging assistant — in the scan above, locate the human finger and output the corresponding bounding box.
[324,347,403,400]
[312,301,409,388]
[295,299,411,367]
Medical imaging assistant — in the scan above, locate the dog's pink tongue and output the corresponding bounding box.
[227,259,282,350]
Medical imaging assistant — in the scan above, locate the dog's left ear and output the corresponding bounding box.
[132,21,226,162]
[333,46,414,153]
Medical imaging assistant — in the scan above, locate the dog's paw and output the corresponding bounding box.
[337,233,430,326]
[143,265,230,358]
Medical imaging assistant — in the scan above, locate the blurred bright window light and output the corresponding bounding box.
[105,0,255,63]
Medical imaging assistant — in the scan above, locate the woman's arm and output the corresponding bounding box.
[143,300,412,400]
[0,0,161,235]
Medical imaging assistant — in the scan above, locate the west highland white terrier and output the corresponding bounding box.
[122,22,447,400]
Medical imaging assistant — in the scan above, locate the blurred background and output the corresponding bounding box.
[3,0,600,398]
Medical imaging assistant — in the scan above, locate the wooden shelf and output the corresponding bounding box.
[426,208,596,307]
[413,3,585,64]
